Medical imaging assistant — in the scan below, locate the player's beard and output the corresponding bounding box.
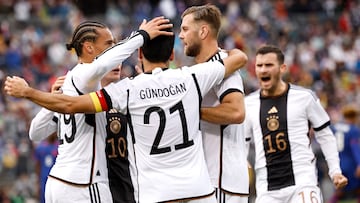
[185,41,201,57]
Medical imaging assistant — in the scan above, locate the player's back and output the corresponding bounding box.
[130,67,212,202]
[103,63,225,202]
[49,67,108,185]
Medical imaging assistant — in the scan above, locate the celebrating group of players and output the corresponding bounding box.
[4,3,355,203]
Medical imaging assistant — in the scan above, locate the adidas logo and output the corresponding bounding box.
[268,106,278,114]
[96,170,101,176]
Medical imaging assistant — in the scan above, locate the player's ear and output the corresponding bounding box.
[199,25,209,40]
[138,48,143,61]
[83,41,93,54]
[280,63,287,74]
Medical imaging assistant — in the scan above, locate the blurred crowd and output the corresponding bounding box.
[0,0,359,202]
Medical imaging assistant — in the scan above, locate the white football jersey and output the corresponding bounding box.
[244,84,341,194]
[47,31,146,185]
[48,68,109,184]
[94,61,225,202]
[201,51,249,194]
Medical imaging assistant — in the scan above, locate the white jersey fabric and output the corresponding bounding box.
[32,31,146,185]
[29,107,58,141]
[45,177,113,203]
[49,68,109,185]
[244,84,341,196]
[201,50,249,195]
[95,62,226,202]
[255,185,322,203]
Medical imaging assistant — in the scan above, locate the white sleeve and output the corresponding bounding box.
[307,95,342,178]
[189,61,225,95]
[74,32,146,92]
[29,108,58,141]
[314,126,342,179]
[307,93,331,128]
[214,72,244,100]
[244,104,253,157]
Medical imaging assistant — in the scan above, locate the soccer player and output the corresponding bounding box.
[179,5,249,203]
[23,17,172,203]
[4,27,247,202]
[29,69,136,203]
[329,105,360,202]
[244,45,348,203]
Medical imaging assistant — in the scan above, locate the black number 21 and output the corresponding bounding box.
[144,101,194,155]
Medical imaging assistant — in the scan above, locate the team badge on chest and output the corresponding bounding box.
[109,117,121,134]
[267,106,279,131]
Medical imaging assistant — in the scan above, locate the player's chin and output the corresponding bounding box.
[259,81,271,90]
[113,74,121,79]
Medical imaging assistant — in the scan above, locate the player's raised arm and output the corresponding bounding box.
[80,16,173,87]
[4,76,95,114]
[222,48,248,78]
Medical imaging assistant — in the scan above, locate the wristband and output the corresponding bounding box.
[138,30,150,46]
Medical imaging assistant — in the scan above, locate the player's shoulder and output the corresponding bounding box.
[187,62,222,74]
[218,50,228,58]
[208,49,228,62]
[289,83,318,101]
[69,63,84,73]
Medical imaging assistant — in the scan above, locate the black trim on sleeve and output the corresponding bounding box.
[313,120,331,131]
[137,30,150,47]
[219,88,243,103]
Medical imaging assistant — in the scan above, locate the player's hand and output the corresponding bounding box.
[4,76,29,98]
[332,173,348,189]
[134,63,143,75]
[51,75,66,94]
[139,16,173,40]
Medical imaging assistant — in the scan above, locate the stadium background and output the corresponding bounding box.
[0,0,359,202]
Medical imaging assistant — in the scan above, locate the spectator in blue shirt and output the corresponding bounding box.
[330,104,360,202]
